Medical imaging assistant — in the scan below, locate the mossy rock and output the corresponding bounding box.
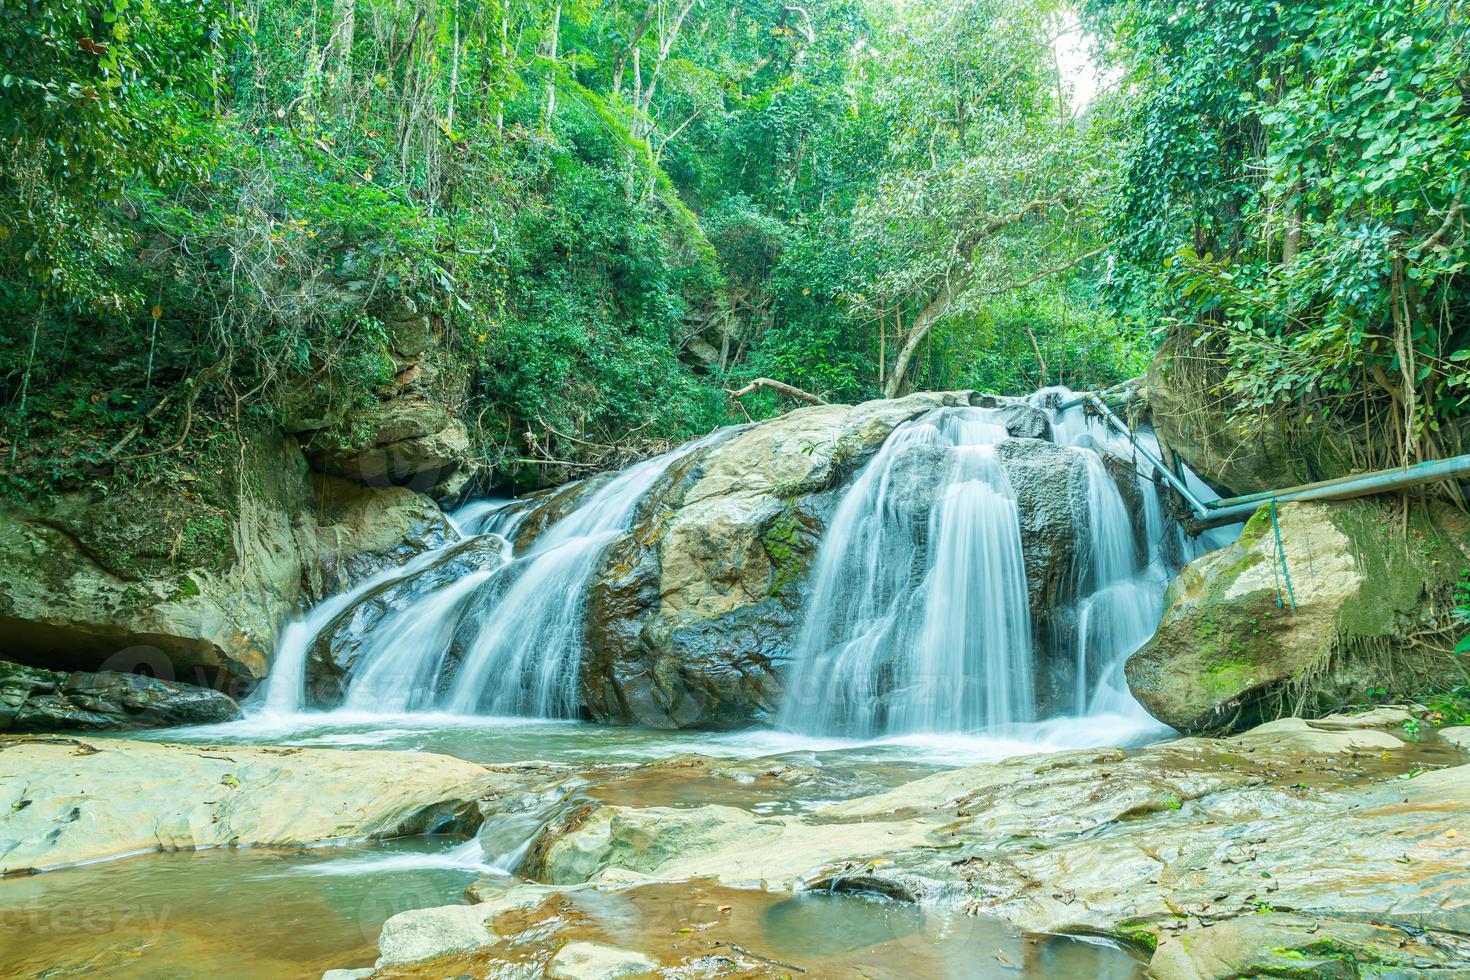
[1127,498,1470,733]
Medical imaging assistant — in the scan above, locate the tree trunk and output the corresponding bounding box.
[325,0,355,108]
[880,198,1060,398]
[727,377,826,405]
[543,3,561,126]
[612,1,659,95]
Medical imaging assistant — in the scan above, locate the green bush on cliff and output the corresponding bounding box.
[2,0,1156,501]
[1083,0,1470,467]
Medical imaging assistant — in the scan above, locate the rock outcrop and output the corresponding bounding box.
[338,711,1470,978]
[288,296,477,501]
[579,392,1098,728]
[1146,339,1304,496]
[0,430,451,697]
[0,659,239,731]
[1127,498,1470,733]
[0,736,517,873]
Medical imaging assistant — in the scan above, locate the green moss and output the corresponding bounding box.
[1329,501,1465,640]
[169,574,203,602]
[1239,505,1274,547]
[762,503,806,599]
[1110,919,1166,953]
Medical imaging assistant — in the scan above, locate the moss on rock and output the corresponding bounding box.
[1127,498,1470,733]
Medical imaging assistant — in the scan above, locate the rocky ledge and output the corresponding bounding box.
[0,659,240,731]
[339,710,1470,979]
[0,737,545,874]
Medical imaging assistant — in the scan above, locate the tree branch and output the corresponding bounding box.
[726,377,826,405]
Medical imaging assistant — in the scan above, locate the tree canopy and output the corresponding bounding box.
[1,0,1464,494]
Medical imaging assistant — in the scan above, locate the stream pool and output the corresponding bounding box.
[2,713,1167,979]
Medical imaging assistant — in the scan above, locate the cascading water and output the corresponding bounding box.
[1045,390,1230,720]
[440,451,678,717]
[250,434,724,720]
[778,409,1036,737]
[779,392,1217,739]
[247,389,1224,742]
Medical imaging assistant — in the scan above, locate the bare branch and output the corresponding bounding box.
[726,377,827,405]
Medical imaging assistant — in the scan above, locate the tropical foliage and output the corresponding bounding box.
[1084,0,1470,468]
[2,0,1465,494]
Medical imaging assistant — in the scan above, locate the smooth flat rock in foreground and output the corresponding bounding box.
[0,736,509,873]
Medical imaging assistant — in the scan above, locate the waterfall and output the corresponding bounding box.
[780,392,1215,739]
[250,540,489,719]
[247,390,1223,738]
[249,434,723,720]
[440,465,652,718]
[778,408,1035,737]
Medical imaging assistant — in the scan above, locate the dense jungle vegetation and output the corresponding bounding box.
[1,0,1467,495]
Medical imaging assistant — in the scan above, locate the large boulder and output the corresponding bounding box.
[1127,498,1470,733]
[1146,333,1306,496]
[0,659,239,731]
[581,393,971,729]
[993,439,1089,621]
[0,430,452,698]
[580,393,1115,729]
[0,736,517,873]
[525,800,930,889]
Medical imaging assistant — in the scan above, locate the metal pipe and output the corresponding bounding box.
[1056,384,1146,412]
[1210,466,1408,509]
[1081,394,1211,517]
[1185,454,1470,532]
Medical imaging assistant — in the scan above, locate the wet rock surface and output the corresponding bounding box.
[0,737,531,874]
[325,714,1470,979]
[993,438,1089,624]
[581,392,1106,729]
[0,659,239,731]
[581,393,960,729]
[305,535,507,705]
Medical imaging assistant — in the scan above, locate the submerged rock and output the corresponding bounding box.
[1127,498,1470,733]
[0,659,239,731]
[548,941,659,979]
[0,737,520,874]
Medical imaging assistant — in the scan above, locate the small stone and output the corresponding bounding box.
[548,941,659,979]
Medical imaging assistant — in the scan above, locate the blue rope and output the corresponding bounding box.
[1270,497,1297,611]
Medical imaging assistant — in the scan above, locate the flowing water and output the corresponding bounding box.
[778,397,1206,739]
[5,391,1239,978]
[251,393,1209,741]
[252,432,727,720]
[777,409,1037,736]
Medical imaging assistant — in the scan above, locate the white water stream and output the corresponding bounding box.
[242,391,1230,750]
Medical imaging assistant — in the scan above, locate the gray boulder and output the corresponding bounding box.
[0,659,240,730]
[1127,498,1470,733]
